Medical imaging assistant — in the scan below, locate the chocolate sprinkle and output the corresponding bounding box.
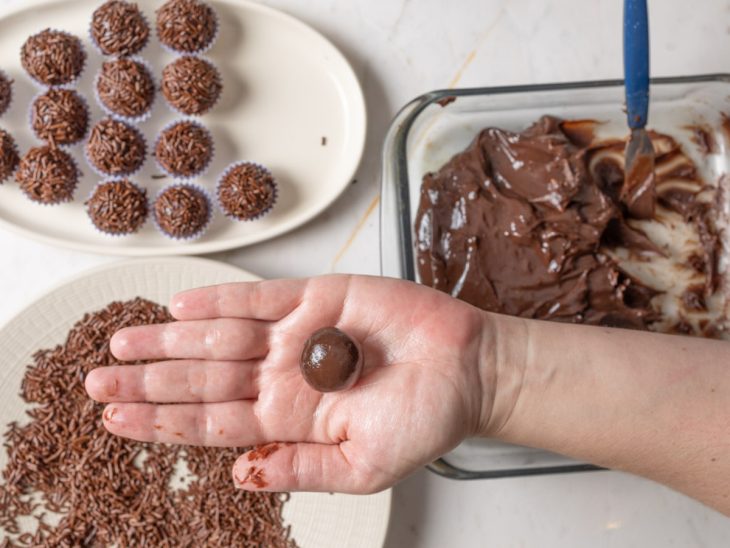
[156,0,218,54]
[0,71,12,117]
[31,88,89,146]
[96,58,155,119]
[0,298,297,546]
[0,129,19,183]
[91,1,150,57]
[161,56,222,116]
[154,184,211,239]
[218,162,277,221]
[85,179,148,235]
[86,118,146,176]
[20,29,86,86]
[15,145,79,204]
[155,120,213,177]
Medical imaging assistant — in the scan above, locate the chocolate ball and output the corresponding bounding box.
[86,179,148,236]
[0,129,19,183]
[300,327,363,393]
[217,162,277,221]
[31,88,89,146]
[15,145,79,204]
[155,120,213,178]
[96,58,155,120]
[91,1,150,57]
[156,0,218,54]
[21,29,86,86]
[153,184,211,240]
[161,56,221,116]
[86,118,146,176]
[0,71,12,117]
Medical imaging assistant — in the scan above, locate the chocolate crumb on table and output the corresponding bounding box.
[91,0,150,57]
[161,56,222,116]
[156,0,218,54]
[15,145,79,204]
[86,118,146,177]
[31,88,89,146]
[0,298,297,546]
[0,129,19,183]
[21,29,86,86]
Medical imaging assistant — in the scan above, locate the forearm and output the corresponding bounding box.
[480,313,730,515]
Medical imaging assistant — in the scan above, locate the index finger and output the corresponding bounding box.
[171,279,307,321]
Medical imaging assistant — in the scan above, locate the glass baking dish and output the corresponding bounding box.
[380,74,730,479]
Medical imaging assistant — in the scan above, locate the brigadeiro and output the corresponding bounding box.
[0,71,12,117]
[156,0,218,54]
[86,118,146,177]
[15,145,80,204]
[217,162,277,221]
[96,58,155,121]
[90,1,150,57]
[0,129,19,183]
[21,29,86,86]
[153,183,211,240]
[161,56,222,116]
[300,327,364,393]
[31,88,89,146]
[155,120,213,178]
[85,179,148,236]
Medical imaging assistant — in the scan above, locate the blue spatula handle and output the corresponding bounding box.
[623,0,650,129]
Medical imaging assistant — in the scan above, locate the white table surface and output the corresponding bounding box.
[2,0,730,546]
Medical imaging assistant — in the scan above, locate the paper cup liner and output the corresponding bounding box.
[0,69,13,118]
[216,161,278,222]
[84,119,148,178]
[28,88,91,147]
[85,178,150,236]
[152,182,213,241]
[94,56,156,124]
[161,56,222,117]
[89,2,151,58]
[157,0,220,56]
[153,118,215,181]
[22,29,87,90]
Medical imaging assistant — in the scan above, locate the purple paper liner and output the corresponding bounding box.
[84,178,150,237]
[153,118,215,181]
[156,0,220,56]
[94,56,156,124]
[215,161,278,222]
[22,29,87,90]
[83,119,148,178]
[88,1,151,58]
[161,55,222,117]
[28,88,91,147]
[152,182,213,241]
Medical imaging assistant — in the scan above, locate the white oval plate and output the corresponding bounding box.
[0,258,391,547]
[0,0,366,256]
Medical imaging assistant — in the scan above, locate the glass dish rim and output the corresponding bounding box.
[381,73,730,480]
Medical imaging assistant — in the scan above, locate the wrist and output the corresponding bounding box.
[475,312,530,439]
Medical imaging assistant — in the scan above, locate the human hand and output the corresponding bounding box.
[85,275,496,494]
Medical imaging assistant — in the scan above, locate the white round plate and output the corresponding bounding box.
[0,0,366,256]
[0,258,391,547]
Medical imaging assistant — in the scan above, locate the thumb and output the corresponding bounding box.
[232,442,377,494]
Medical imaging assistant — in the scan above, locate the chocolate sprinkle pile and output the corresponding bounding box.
[15,146,79,204]
[20,29,86,86]
[161,56,222,116]
[0,298,297,547]
[31,88,89,146]
[156,0,218,54]
[96,58,155,119]
[85,179,148,235]
[91,1,150,57]
[0,129,19,183]
[218,162,277,221]
[0,72,12,117]
[154,184,211,239]
[86,118,146,176]
[155,120,213,177]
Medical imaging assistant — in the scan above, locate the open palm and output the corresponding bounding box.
[86,275,490,493]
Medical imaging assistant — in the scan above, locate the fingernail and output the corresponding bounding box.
[103,406,117,422]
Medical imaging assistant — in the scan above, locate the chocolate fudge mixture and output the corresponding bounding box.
[415,116,720,334]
